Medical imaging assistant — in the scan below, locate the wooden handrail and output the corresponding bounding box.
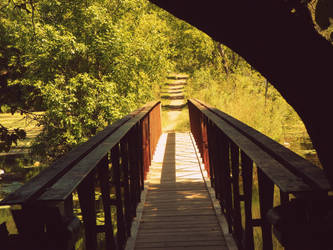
[188,99,332,250]
[1,101,162,250]
[193,98,330,191]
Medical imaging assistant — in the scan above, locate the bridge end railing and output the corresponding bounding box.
[0,101,162,250]
[188,99,332,250]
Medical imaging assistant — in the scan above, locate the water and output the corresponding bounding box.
[0,182,23,199]
[0,154,46,199]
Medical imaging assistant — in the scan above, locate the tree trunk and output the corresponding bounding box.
[216,42,229,75]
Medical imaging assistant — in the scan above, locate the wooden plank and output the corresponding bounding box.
[134,132,228,250]
[136,246,226,250]
[138,226,221,234]
[135,241,226,249]
[143,203,214,209]
[193,98,331,191]
[139,215,219,222]
[136,232,224,242]
[37,102,160,202]
[189,99,311,194]
[139,221,221,230]
[142,210,215,217]
[147,190,209,196]
[147,185,206,191]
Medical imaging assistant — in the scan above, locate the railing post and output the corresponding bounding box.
[129,125,141,206]
[207,121,218,193]
[201,115,210,176]
[97,155,117,250]
[77,171,97,250]
[218,132,233,233]
[149,102,161,160]
[120,138,132,237]
[241,151,254,250]
[111,144,126,248]
[230,143,243,245]
[138,122,144,190]
[258,168,274,250]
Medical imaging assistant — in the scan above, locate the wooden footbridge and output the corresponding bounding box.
[1,77,332,250]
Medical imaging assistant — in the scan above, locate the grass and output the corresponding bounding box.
[161,106,190,132]
[173,107,190,132]
[186,71,297,249]
[160,75,190,132]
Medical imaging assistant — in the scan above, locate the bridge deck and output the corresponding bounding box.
[133,132,229,250]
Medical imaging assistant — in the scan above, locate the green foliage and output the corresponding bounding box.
[31,73,124,159]
[188,65,311,148]
[0,124,26,152]
[0,0,176,157]
[1,0,315,162]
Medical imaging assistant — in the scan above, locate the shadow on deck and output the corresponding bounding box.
[162,104,187,111]
[161,95,185,100]
[132,133,229,250]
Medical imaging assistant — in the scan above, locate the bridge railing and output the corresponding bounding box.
[188,99,332,250]
[0,101,162,250]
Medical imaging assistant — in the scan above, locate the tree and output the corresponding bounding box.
[148,0,333,184]
[0,0,176,158]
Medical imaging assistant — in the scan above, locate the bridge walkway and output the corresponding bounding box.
[132,132,229,250]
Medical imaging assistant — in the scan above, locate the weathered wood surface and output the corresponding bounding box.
[193,99,331,191]
[134,132,228,250]
[0,111,135,205]
[37,102,160,202]
[188,99,312,194]
[0,102,161,206]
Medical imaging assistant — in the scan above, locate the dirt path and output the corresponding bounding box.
[161,75,188,132]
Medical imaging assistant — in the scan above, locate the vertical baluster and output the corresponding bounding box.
[121,138,132,237]
[211,128,223,206]
[201,116,210,175]
[230,143,243,244]
[64,194,74,218]
[77,172,97,250]
[196,106,202,152]
[63,194,75,250]
[97,155,117,250]
[241,151,254,250]
[138,122,145,191]
[129,127,140,209]
[258,168,274,250]
[111,145,126,248]
[144,116,151,179]
[207,122,219,196]
[198,112,203,163]
[194,106,201,149]
[147,113,152,169]
[149,109,153,162]
[141,118,146,182]
[218,132,233,233]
